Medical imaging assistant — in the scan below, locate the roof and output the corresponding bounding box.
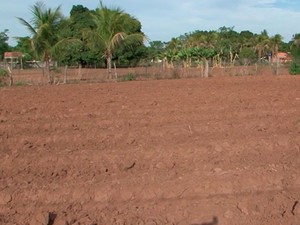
[4,52,23,59]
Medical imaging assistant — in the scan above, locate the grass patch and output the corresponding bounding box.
[289,60,300,75]
[14,81,32,87]
[120,73,136,82]
[0,68,9,77]
[0,68,9,87]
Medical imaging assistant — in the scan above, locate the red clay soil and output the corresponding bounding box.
[0,75,300,225]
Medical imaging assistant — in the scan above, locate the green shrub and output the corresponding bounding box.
[15,81,31,86]
[52,67,62,73]
[0,68,8,77]
[0,68,9,86]
[289,60,300,75]
[122,73,136,81]
[239,47,256,65]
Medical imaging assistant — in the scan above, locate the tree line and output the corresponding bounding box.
[147,27,300,77]
[1,1,300,78]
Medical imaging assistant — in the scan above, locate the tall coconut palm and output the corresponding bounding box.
[17,1,63,82]
[255,30,271,60]
[270,34,283,59]
[270,34,283,75]
[90,1,147,78]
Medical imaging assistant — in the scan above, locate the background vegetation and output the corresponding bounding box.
[1,1,300,77]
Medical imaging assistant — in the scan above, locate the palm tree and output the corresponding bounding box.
[270,34,283,59]
[17,1,63,82]
[90,1,147,78]
[292,33,300,48]
[255,30,271,60]
[269,34,283,75]
[164,37,182,67]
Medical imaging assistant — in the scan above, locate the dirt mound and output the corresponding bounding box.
[0,75,300,225]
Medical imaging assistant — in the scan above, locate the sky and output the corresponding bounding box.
[1,0,300,46]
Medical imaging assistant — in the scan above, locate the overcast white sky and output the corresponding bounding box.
[1,0,300,46]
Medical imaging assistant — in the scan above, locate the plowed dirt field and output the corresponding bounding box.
[1,75,300,225]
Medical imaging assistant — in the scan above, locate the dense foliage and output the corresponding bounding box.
[289,34,300,75]
[3,1,300,75]
[0,29,11,60]
[14,1,147,73]
[149,27,288,68]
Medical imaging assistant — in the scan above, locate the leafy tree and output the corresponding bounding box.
[239,30,255,45]
[57,5,99,67]
[289,33,300,75]
[238,31,255,52]
[56,16,96,67]
[113,12,148,67]
[114,43,148,67]
[13,36,34,62]
[291,33,300,59]
[147,41,166,61]
[217,27,240,65]
[239,47,256,65]
[70,5,96,31]
[0,29,11,60]
[279,41,290,53]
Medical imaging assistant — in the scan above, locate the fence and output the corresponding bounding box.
[5,63,290,85]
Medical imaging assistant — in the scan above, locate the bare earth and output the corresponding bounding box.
[0,75,300,225]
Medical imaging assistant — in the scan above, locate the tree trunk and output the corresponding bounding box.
[6,66,13,86]
[42,65,45,78]
[20,56,23,70]
[64,65,68,84]
[273,57,279,75]
[229,47,234,66]
[198,64,203,77]
[232,53,238,66]
[78,64,82,80]
[113,62,117,79]
[10,57,13,71]
[258,48,262,60]
[276,57,279,75]
[204,58,209,78]
[45,60,52,84]
[162,57,167,70]
[107,54,112,79]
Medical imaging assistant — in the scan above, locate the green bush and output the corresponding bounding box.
[289,60,300,75]
[0,68,9,86]
[239,47,256,65]
[0,68,8,77]
[52,67,62,73]
[15,81,31,86]
[122,73,136,81]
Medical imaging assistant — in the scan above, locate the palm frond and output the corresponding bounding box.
[16,17,36,36]
[110,32,126,50]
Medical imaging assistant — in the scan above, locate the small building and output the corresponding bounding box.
[4,52,23,70]
[272,52,292,63]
